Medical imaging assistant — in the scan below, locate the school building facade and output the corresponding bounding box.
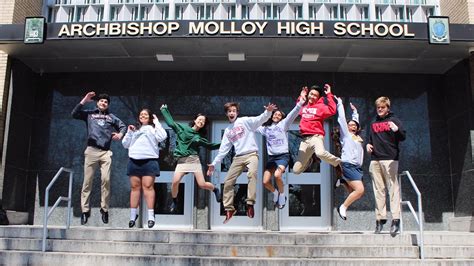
[0,0,472,231]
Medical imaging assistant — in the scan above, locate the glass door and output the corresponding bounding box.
[209,121,264,230]
[142,121,194,229]
[279,122,331,231]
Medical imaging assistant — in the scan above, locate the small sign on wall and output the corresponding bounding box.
[428,16,450,44]
[24,17,45,44]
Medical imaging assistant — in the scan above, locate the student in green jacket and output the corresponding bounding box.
[160,104,221,213]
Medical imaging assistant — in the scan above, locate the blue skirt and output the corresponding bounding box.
[265,153,291,170]
[341,162,363,181]
[127,158,160,177]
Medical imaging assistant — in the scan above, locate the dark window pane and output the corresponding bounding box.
[288,130,320,173]
[154,183,185,215]
[158,128,178,171]
[219,184,249,216]
[288,184,321,216]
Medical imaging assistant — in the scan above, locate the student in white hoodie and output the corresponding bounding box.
[334,98,365,220]
[122,109,167,228]
[207,102,277,224]
[257,91,306,209]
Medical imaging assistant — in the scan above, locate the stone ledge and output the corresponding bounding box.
[449,216,474,232]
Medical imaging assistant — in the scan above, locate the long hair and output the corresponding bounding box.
[262,110,286,127]
[189,113,209,136]
[137,108,154,129]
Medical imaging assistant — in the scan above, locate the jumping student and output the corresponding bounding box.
[334,97,365,220]
[292,84,342,177]
[122,109,167,228]
[257,91,306,209]
[160,104,222,213]
[207,102,277,224]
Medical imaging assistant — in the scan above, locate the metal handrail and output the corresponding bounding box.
[398,170,424,260]
[42,167,74,252]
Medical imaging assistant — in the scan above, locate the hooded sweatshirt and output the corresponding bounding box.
[72,103,126,150]
[368,112,406,161]
[299,92,337,136]
[122,124,167,160]
[211,110,272,166]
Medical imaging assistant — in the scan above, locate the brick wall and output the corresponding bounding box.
[440,0,469,24]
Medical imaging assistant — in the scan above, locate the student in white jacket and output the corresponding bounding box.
[122,109,167,228]
[257,91,306,209]
[334,98,365,220]
[207,102,277,224]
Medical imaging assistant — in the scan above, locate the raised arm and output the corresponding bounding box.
[336,97,350,139]
[281,95,305,131]
[153,114,168,142]
[71,91,95,120]
[160,104,179,132]
[244,103,277,131]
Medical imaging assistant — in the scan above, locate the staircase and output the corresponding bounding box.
[0,226,472,265]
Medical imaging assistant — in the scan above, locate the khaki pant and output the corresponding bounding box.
[81,146,113,213]
[293,135,341,174]
[223,152,259,211]
[369,160,401,220]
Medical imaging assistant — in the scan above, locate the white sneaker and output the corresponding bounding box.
[278,193,287,209]
[337,204,347,220]
[272,190,279,206]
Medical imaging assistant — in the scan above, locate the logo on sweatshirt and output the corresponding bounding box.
[372,121,391,133]
[227,126,245,143]
[301,107,317,119]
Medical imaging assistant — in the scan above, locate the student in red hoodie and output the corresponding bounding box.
[292,84,342,175]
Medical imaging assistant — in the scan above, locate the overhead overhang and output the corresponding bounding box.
[0,21,473,74]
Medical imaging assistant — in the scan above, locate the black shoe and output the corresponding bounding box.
[375,219,387,234]
[80,211,90,225]
[129,215,138,228]
[213,187,222,203]
[147,220,155,228]
[390,219,400,237]
[169,201,177,213]
[100,208,109,224]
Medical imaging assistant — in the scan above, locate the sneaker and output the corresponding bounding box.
[390,219,400,237]
[148,220,155,228]
[333,178,341,189]
[213,187,222,203]
[129,214,138,228]
[223,210,236,224]
[337,205,347,220]
[277,194,287,209]
[246,204,255,218]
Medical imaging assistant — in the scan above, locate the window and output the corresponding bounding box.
[228,5,236,19]
[110,6,120,21]
[161,6,169,20]
[360,6,368,20]
[396,7,404,21]
[75,7,86,22]
[140,6,149,20]
[97,7,104,21]
[131,6,138,20]
[294,5,303,20]
[425,7,434,18]
[375,6,383,21]
[309,6,317,20]
[47,7,57,22]
[242,5,249,19]
[175,6,183,20]
[339,5,347,20]
[406,7,413,22]
[331,6,338,20]
[265,5,280,20]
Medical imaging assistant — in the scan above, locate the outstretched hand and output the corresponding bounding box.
[350,102,357,111]
[81,91,96,104]
[153,114,159,126]
[299,87,308,103]
[160,104,167,110]
[323,84,332,94]
[264,103,278,112]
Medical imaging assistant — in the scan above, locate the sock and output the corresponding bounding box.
[278,193,286,205]
[339,204,347,217]
[272,190,279,203]
[148,209,155,221]
[130,208,137,221]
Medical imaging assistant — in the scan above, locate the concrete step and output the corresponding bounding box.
[0,250,473,266]
[0,238,420,258]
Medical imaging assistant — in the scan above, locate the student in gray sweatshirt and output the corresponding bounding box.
[334,97,365,221]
